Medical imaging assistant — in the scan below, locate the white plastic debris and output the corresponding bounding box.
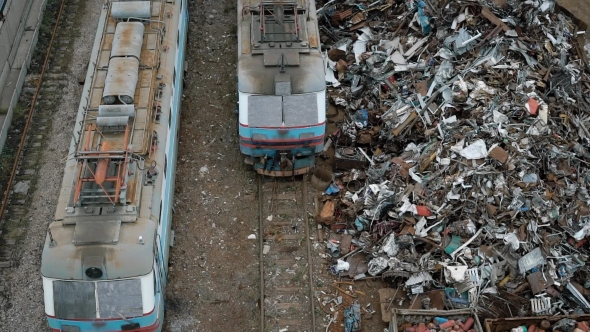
[459,139,488,159]
[353,27,373,64]
[399,196,418,214]
[452,77,468,102]
[574,221,590,241]
[381,234,399,257]
[368,257,389,276]
[335,259,350,272]
[502,232,520,250]
[405,272,433,286]
[493,110,509,124]
[450,139,465,153]
[247,234,257,240]
[444,265,468,283]
[389,51,407,65]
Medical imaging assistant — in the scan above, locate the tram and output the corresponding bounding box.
[40,1,187,331]
[237,0,326,176]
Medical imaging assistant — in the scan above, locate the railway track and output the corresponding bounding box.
[258,175,316,332]
[0,0,74,267]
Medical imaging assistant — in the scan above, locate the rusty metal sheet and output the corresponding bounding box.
[526,271,554,294]
[103,57,140,104]
[331,9,353,22]
[111,22,145,59]
[73,220,121,245]
[94,71,107,88]
[140,49,155,67]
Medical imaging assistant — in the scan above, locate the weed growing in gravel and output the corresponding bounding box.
[11,104,27,127]
[0,147,14,175]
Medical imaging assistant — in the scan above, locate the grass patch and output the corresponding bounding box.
[0,147,15,175]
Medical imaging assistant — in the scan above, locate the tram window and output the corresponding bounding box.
[54,281,96,319]
[96,279,143,318]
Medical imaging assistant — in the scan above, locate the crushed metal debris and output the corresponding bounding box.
[314,0,590,329]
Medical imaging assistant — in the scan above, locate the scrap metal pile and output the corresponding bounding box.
[315,0,590,321]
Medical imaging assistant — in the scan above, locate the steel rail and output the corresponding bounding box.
[258,174,265,331]
[302,177,317,331]
[258,175,316,332]
[0,0,66,222]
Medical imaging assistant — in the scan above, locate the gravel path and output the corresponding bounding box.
[163,0,262,331]
[0,0,102,330]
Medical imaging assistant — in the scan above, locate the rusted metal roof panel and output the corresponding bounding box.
[103,57,139,104]
[111,22,144,59]
[41,218,156,280]
[238,52,324,95]
[237,0,325,95]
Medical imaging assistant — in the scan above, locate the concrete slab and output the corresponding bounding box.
[26,0,46,29]
[0,0,45,153]
[0,68,20,109]
[12,30,35,69]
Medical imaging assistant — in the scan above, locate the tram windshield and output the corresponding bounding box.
[53,279,143,319]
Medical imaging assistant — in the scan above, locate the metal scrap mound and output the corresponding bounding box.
[315,0,590,321]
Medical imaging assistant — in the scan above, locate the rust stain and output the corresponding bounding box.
[106,17,117,32]
[121,25,132,39]
[242,39,251,54]
[103,34,114,50]
[106,138,124,150]
[127,176,137,204]
[141,51,155,66]
[106,248,122,269]
[309,35,318,48]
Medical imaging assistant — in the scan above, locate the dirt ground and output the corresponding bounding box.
[163,0,262,330]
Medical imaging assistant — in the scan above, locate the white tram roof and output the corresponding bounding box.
[237,0,325,95]
[41,218,156,280]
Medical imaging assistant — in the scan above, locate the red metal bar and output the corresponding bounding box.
[79,176,118,182]
[94,141,111,185]
[84,162,114,204]
[114,124,130,203]
[73,124,95,205]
